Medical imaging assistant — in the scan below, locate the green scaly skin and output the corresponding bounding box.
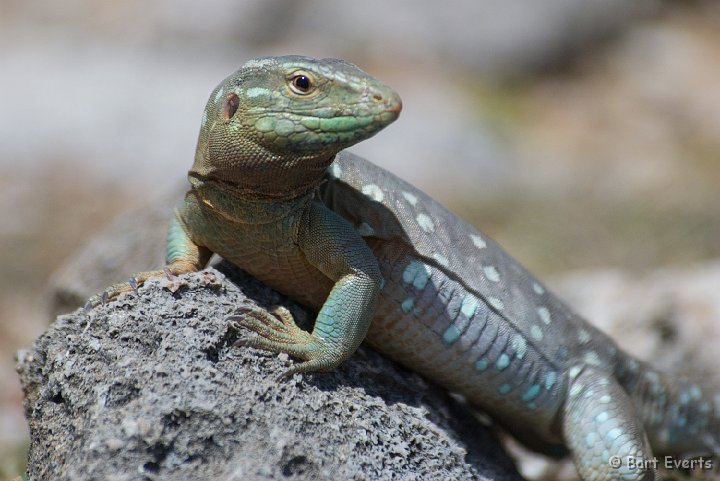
[88,56,720,481]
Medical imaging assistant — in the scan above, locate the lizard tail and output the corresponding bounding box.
[616,357,720,459]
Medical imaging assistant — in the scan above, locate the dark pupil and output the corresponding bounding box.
[294,75,310,91]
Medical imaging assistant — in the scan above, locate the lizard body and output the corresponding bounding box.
[91,56,720,481]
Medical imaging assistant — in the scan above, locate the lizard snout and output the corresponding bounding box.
[364,85,403,116]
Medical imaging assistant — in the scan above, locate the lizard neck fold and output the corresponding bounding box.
[187,173,315,225]
[191,127,335,198]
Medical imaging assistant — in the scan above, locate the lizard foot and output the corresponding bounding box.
[228,305,335,381]
[85,270,166,311]
[84,262,197,311]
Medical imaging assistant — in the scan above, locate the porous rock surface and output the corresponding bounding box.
[19,264,523,481]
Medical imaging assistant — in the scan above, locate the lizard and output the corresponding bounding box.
[87,55,720,481]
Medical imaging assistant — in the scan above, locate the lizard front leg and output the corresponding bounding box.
[85,212,211,308]
[230,202,383,379]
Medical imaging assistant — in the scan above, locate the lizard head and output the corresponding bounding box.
[191,55,402,198]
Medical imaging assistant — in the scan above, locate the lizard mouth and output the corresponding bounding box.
[247,89,402,154]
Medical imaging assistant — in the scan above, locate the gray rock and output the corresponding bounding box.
[21,266,524,481]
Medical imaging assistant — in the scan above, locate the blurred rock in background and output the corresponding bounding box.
[2,1,719,479]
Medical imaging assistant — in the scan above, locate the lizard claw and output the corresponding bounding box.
[84,290,111,312]
[83,289,116,312]
[84,291,107,311]
[230,335,301,382]
[227,309,296,343]
[275,369,298,383]
[164,267,175,280]
[84,268,168,312]
[276,359,329,382]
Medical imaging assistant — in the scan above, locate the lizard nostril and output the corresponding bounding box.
[372,93,383,102]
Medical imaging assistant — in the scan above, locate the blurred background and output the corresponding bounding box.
[1,0,719,479]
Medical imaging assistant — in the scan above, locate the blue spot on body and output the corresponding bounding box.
[401,297,414,313]
[496,353,510,371]
[432,253,449,267]
[402,261,431,290]
[498,383,512,395]
[583,351,601,366]
[545,371,558,390]
[460,295,479,317]
[402,191,418,206]
[522,384,541,402]
[442,325,462,344]
[530,325,544,341]
[488,297,504,311]
[475,359,489,371]
[601,449,610,463]
[416,213,435,233]
[483,265,500,282]
[569,384,582,398]
[606,428,622,442]
[537,306,551,325]
[361,184,384,202]
[595,411,609,424]
[329,162,342,178]
[512,336,527,359]
[470,234,487,249]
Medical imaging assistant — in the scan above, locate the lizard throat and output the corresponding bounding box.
[187,173,316,225]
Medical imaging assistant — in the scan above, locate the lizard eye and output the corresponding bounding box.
[289,74,313,95]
